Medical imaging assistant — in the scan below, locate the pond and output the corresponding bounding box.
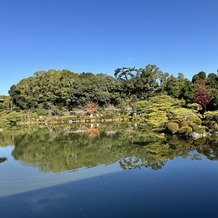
[1,123,218,218]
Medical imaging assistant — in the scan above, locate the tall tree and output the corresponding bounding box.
[114,64,164,100]
[165,73,187,99]
[192,71,206,84]
[134,64,162,99]
[114,67,137,97]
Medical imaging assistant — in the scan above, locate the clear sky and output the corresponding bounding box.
[0,0,218,95]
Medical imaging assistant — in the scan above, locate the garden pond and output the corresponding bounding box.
[1,123,218,218]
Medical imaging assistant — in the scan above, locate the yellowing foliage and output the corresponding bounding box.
[136,95,184,129]
[136,94,205,134]
[167,122,179,134]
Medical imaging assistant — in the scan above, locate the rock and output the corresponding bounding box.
[68,120,73,124]
[189,131,202,140]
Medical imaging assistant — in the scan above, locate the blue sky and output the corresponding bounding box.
[0,0,218,95]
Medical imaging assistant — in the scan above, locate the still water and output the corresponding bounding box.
[1,124,218,218]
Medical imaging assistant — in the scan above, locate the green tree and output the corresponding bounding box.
[114,67,137,97]
[114,64,165,100]
[136,95,184,129]
[165,73,188,99]
[192,71,206,84]
[8,69,122,112]
[134,65,162,99]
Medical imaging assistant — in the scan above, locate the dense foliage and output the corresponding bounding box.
[135,95,205,136]
[1,65,218,135]
[1,65,216,113]
[0,126,216,171]
[7,70,121,112]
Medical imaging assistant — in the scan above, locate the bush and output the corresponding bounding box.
[167,136,180,145]
[213,123,218,131]
[197,126,206,134]
[0,111,25,127]
[167,122,179,134]
[190,123,199,131]
[204,111,218,121]
[181,121,191,127]
[178,126,193,135]
[190,117,202,125]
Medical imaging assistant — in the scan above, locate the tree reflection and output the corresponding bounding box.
[0,157,7,163]
[0,124,217,172]
[82,124,100,138]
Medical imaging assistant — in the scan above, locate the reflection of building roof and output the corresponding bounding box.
[0,99,5,102]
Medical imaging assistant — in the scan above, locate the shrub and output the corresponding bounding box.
[213,123,218,131]
[0,111,25,127]
[181,121,191,127]
[204,111,218,121]
[190,123,199,131]
[178,126,193,135]
[168,108,200,123]
[167,136,180,145]
[190,117,202,125]
[197,126,206,134]
[84,102,99,115]
[167,122,179,134]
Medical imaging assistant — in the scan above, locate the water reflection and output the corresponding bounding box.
[82,123,100,138]
[0,157,7,163]
[1,124,218,172]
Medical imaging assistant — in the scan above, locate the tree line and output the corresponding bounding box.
[1,64,217,115]
[6,125,218,171]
